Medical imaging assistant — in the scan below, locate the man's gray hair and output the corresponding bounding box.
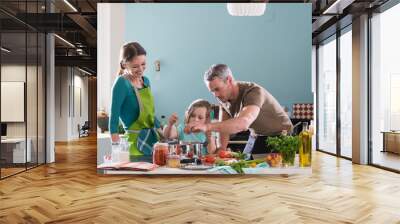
[204,64,232,82]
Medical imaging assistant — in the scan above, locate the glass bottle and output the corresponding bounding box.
[299,122,312,167]
[119,136,130,163]
[111,141,121,163]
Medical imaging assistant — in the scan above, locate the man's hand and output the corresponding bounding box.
[202,105,260,135]
[185,122,209,133]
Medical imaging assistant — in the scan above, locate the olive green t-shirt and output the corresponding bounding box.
[223,81,293,136]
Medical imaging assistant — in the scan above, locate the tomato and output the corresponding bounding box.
[205,155,216,164]
[218,150,232,158]
[184,126,191,134]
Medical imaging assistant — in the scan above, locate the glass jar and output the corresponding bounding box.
[111,142,121,163]
[168,143,179,155]
[167,154,181,168]
[153,142,169,166]
[119,136,130,163]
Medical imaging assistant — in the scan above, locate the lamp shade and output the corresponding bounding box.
[227,3,266,16]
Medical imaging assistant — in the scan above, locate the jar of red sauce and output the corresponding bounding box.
[153,142,169,166]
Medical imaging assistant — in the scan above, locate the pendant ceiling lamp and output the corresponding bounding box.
[227,3,267,16]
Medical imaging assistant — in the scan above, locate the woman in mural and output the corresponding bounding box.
[109,42,159,158]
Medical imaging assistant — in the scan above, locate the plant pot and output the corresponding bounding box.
[266,135,300,167]
[97,116,109,133]
[281,150,296,167]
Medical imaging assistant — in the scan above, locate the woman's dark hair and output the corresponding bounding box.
[119,42,146,75]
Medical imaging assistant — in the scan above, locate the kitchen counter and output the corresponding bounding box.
[100,166,312,175]
[97,135,312,175]
[98,154,312,175]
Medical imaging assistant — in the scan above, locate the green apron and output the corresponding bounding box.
[125,85,157,156]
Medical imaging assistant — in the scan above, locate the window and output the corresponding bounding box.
[339,27,352,158]
[0,1,47,179]
[371,3,400,171]
[317,35,337,155]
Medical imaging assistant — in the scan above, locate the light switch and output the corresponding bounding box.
[155,60,160,72]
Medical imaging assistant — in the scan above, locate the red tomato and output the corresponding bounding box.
[205,155,216,164]
[218,150,232,158]
[184,126,191,134]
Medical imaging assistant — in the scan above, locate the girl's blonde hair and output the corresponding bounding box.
[184,99,212,124]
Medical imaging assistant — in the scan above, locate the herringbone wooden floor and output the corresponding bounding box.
[1,135,400,224]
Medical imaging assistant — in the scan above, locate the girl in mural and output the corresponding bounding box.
[163,99,217,155]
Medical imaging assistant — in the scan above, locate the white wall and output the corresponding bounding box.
[312,45,316,150]
[55,66,68,141]
[54,67,89,141]
[72,73,89,138]
[97,3,125,116]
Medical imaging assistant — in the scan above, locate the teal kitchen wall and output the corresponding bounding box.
[125,3,312,123]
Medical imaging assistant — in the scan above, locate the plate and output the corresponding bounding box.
[180,164,213,170]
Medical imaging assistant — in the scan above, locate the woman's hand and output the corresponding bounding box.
[111,134,120,143]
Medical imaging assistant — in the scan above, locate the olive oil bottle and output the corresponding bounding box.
[299,122,312,167]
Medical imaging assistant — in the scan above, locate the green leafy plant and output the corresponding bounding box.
[266,135,300,166]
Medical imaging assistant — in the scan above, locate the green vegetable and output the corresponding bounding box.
[226,159,264,174]
[244,159,264,165]
[229,160,249,174]
[266,135,300,166]
[231,151,246,160]
[215,159,226,166]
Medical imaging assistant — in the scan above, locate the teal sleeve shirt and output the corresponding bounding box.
[109,76,151,134]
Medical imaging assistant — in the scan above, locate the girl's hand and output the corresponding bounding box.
[168,113,178,126]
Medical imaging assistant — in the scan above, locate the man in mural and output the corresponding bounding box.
[186,64,293,156]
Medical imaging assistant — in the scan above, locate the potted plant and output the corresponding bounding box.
[97,109,109,133]
[266,135,300,167]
